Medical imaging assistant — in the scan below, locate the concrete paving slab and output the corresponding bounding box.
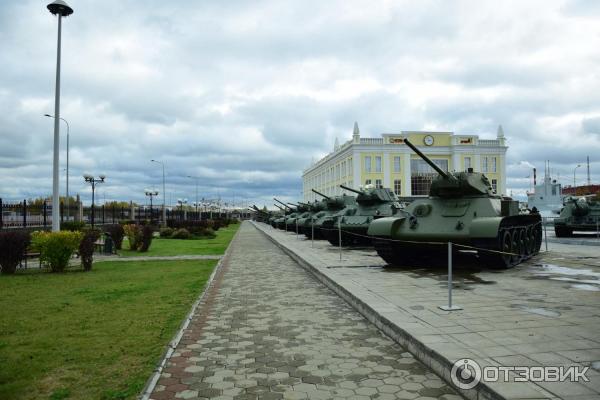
[253,221,600,400]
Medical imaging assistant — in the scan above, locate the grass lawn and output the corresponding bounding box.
[119,222,240,257]
[0,259,217,400]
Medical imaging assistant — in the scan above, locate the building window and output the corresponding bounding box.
[375,179,382,188]
[365,179,372,186]
[410,159,449,196]
[482,157,488,173]
[394,179,401,196]
[365,156,371,172]
[464,157,471,170]
[491,157,497,173]
[394,156,401,172]
[491,179,497,193]
[375,156,382,172]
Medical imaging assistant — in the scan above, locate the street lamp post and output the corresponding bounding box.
[47,0,73,231]
[45,114,70,219]
[574,164,582,194]
[151,160,166,227]
[145,190,159,223]
[84,174,105,228]
[177,199,188,221]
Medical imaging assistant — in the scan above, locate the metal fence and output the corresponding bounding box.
[0,198,251,230]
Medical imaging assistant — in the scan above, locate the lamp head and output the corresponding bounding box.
[47,0,73,17]
[83,174,93,181]
[99,175,106,182]
[44,113,53,118]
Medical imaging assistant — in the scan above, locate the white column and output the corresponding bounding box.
[383,152,390,188]
[403,153,411,196]
[451,151,460,172]
[500,154,507,195]
[353,151,361,189]
[474,154,481,172]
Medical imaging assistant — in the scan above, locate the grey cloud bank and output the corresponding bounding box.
[1,0,599,206]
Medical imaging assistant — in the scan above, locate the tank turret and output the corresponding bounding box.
[312,189,331,200]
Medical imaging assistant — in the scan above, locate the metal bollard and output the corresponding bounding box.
[597,218,599,239]
[311,219,314,248]
[338,219,342,261]
[439,242,462,311]
[543,218,548,251]
[296,220,299,239]
[285,219,287,233]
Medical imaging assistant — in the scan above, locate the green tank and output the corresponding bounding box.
[285,202,313,233]
[367,138,542,268]
[554,195,600,237]
[295,200,327,235]
[309,190,357,239]
[273,199,297,230]
[321,184,405,246]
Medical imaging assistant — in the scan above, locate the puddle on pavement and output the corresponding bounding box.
[592,361,600,372]
[511,304,561,317]
[528,263,600,292]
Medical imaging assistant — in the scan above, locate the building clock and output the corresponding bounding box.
[424,135,434,146]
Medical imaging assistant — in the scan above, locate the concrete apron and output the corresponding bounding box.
[251,221,559,400]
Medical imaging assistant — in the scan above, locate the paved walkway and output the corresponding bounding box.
[254,222,600,400]
[149,222,459,400]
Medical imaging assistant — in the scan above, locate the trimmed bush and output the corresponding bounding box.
[171,228,191,239]
[104,224,125,250]
[0,231,31,275]
[139,225,155,252]
[123,224,142,250]
[79,229,101,271]
[31,231,83,273]
[159,227,174,238]
[202,227,216,239]
[61,221,86,231]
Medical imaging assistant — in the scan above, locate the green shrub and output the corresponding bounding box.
[202,227,216,239]
[79,229,101,271]
[123,224,142,250]
[171,228,191,239]
[61,221,86,231]
[31,231,83,272]
[160,227,174,238]
[0,231,31,275]
[139,225,155,252]
[104,224,125,250]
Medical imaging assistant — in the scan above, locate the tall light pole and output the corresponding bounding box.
[47,0,74,231]
[574,164,582,193]
[151,159,166,226]
[145,189,159,223]
[45,114,69,219]
[84,174,105,228]
[187,175,199,213]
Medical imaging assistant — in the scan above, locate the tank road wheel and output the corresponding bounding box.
[524,226,534,257]
[499,230,514,268]
[533,224,542,254]
[517,228,527,260]
[373,238,403,266]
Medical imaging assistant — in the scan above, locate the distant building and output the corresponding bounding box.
[302,123,508,201]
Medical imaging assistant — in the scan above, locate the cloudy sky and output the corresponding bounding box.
[1,0,599,208]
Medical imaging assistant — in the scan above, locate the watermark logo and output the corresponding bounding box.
[451,358,590,390]
[451,358,481,389]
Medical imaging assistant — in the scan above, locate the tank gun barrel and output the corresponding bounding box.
[311,189,331,199]
[340,184,362,195]
[273,198,291,209]
[403,138,454,181]
[287,202,299,207]
[273,204,285,211]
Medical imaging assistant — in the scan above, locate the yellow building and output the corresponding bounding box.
[302,123,507,201]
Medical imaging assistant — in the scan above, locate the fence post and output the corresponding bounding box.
[23,199,27,228]
[296,219,299,239]
[60,201,64,223]
[112,205,115,223]
[338,218,342,261]
[102,205,105,225]
[43,201,47,228]
[0,198,3,229]
[439,242,462,311]
[311,218,314,248]
[543,218,548,251]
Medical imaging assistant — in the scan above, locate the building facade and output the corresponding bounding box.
[302,123,508,202]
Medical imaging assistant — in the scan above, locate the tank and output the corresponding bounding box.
[554,195,600,237]
[272,199,297,230]
[321,184,405,246]
[295,200,327,235]
[285,202,314,233]
[310,190,357,239]
[367,138,542,268]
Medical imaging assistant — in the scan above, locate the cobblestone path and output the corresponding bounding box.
[150,222,459,400]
